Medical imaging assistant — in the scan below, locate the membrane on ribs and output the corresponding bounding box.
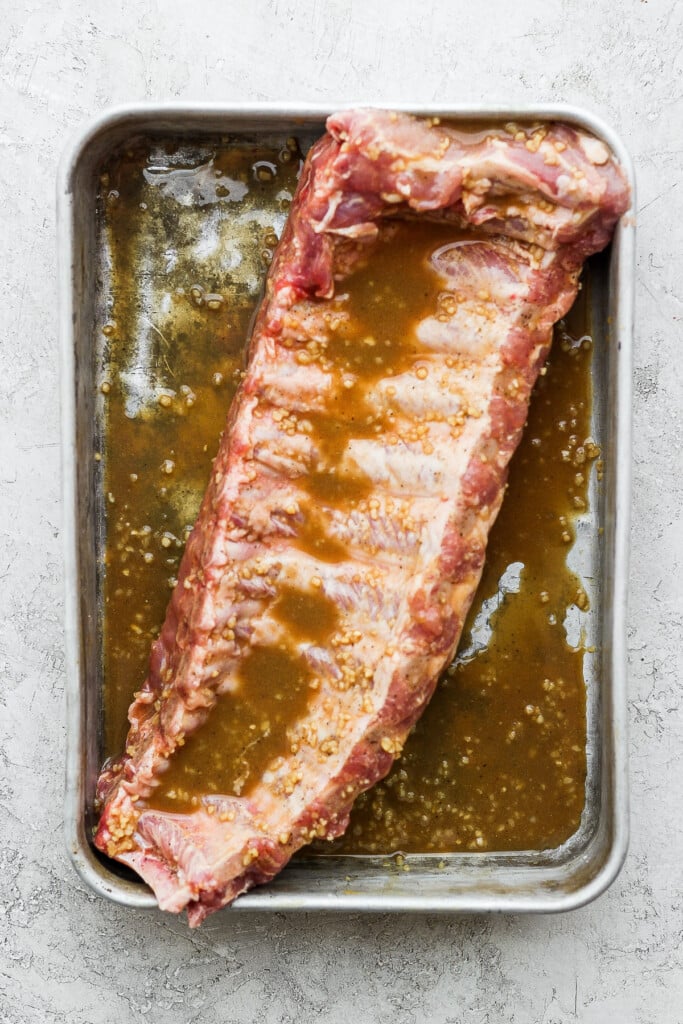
[95,109,630,925]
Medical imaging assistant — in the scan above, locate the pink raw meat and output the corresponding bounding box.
[95,110,630,925]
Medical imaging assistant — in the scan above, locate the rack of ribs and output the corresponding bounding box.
[95,109,630,925]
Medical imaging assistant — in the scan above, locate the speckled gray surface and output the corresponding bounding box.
[1,1,682,1020]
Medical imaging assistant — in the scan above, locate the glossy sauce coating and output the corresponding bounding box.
[153,644,314,807]
[98,135,304,760]
[326,299,594,854]
[98,136,595,854]
[149,586,339,809]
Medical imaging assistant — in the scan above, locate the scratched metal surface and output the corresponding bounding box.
[59,104,631,917]
[2,2,681,1021]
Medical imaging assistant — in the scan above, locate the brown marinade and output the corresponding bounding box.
[98,134,596,855]
[329,297,594,854]
[151,644,314,810]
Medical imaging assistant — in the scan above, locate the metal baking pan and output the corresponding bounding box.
[59,103,634,915]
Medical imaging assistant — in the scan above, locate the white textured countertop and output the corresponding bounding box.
[1,1,681,1020]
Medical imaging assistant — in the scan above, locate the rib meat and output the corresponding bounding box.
[95,110,629,925]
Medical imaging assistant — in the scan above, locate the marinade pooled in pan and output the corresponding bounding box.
[97,135,598,855]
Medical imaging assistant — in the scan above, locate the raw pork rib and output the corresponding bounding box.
[96,110,629,924]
